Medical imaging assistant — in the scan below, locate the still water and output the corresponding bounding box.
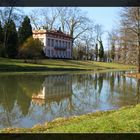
[0,71,139,128]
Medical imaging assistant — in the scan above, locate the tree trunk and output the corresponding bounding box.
[138,46,140,73]
[138,33,140,73]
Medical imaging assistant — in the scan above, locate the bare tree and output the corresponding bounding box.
[120,7,140,72]
[80,30,95,60]
[66,8,91,42]
[29,9,41,30]
[56,7,93,59]
[94,24,104,43]
[108,29,118,61]
[41,8,59,30]
[56,7,68,32]
[29,8,59,30]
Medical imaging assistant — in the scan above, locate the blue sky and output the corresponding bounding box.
[81,7,121,32]
[22,7,121,49]
[81,7,121,49]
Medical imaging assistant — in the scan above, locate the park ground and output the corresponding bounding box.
[0,57,136,72]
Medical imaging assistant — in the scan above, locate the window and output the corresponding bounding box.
[69,42,71,49]
[47,39,50,46]
[56,40,58,46]
[64,41,66,46]
[62,41,64,47]
[52,39,54,47]
[59,40,61,46]
[51,50,54,56]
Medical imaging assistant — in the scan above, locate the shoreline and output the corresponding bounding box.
[125,73,140,79]
[1,103,140,133]
[0,69,132,76]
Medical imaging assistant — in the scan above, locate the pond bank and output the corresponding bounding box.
[1,103,140,133]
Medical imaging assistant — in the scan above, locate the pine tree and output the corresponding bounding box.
[95,43,98,61]
[99,40,104,61]
[0,21,4,44]
[18,16,32,45]
[4,19,18,58]
[0,21,5,57]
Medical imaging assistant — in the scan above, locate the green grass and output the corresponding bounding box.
[2,104,140,133]
[0,57,136,72]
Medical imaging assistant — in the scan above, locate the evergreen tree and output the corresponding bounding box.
[95,43,98,61]
[4,20,18,58]
[99,40,104,61]
[0,21,4,44]
[111,44,115,61]
[0,21,5,57]
[18,16,32,45]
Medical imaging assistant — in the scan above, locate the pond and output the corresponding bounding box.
[0,71,139,128]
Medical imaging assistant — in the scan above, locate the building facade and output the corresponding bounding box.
[33,29,73,59]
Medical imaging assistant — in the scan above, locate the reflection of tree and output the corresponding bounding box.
[122,74,126,95]
[136,79,140,103]
[98,74,103,95]
[16,75,44,116]
[0,76,18,112]
[93,74,97,90]
[0,76,19,127]
[0,75,44,128]
[71,73,105,113]
[117,74,120,87]
[110,73,115,94]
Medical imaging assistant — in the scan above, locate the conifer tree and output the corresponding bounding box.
[4,19,18,58]
[18,16,32,45]
[0,21,4,44]
[95,43,98,61]
[99,40,104,61]
[0,21,5,56]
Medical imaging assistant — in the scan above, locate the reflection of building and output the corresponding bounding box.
[33,28,73,59]
[32,75,72,106]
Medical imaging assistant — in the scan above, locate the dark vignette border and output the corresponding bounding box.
[0,133,140,140]
[0,0,140,6]
[0,0,140,139]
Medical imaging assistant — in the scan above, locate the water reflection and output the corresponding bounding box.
[0,71,139,128]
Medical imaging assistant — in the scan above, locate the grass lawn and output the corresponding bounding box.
[0,57,136,72]
[1,104,140,133]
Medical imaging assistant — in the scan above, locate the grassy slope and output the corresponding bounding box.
[0,57,136,72]
[2,104,140,133]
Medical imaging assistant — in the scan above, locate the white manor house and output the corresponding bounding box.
[33,28,73,59]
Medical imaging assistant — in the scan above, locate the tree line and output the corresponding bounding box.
[0,7,44,61]
[107,7,140,72]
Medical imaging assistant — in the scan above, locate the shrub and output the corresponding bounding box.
[19,37,44,63]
